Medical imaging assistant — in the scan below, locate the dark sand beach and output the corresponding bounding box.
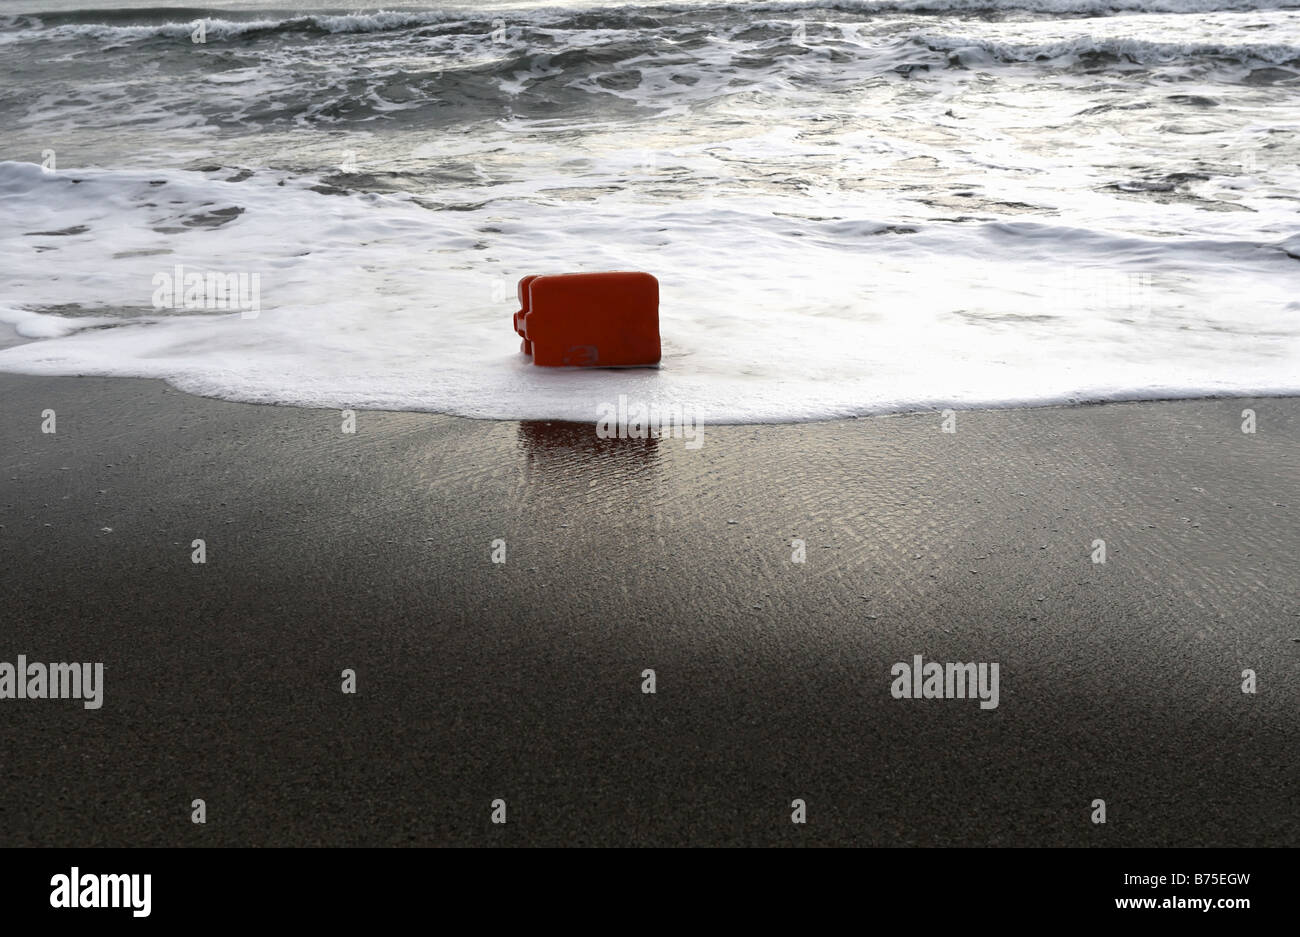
[1,372,1296,847]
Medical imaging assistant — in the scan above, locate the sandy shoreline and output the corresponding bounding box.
[1,372,1296,846]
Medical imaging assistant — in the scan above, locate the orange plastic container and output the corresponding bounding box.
[513,272,660,367]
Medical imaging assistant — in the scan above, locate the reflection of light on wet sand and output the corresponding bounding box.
[516,419,661,484]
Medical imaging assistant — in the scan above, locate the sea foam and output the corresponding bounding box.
[2,162,1297,422]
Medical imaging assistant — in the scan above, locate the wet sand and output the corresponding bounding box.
[0,372,1296,846]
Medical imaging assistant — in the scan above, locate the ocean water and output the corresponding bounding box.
[1,0,1298,422]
